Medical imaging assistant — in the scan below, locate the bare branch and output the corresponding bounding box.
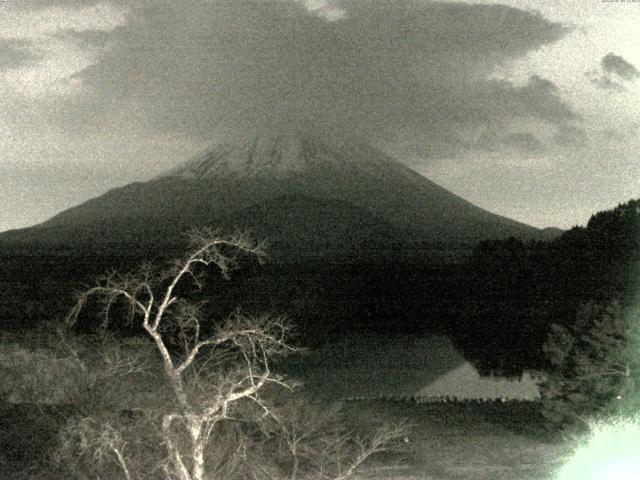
[60,229,339,480]
[176,311,293,375]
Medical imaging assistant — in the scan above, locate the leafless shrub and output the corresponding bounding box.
[258,393,411,480]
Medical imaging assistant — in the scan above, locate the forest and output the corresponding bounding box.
[2,200,638,378]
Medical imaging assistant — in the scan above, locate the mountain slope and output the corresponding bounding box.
[155,134,542,241]
[0,193,408,257]
[0,133,553,256]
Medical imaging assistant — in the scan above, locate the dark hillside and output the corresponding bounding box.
[453,199,640,375]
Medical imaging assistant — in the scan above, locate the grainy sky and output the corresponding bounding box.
[1,0,638,232]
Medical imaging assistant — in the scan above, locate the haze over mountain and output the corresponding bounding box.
[0,133,559,258]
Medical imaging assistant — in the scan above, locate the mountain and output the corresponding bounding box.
[0,133,556,258]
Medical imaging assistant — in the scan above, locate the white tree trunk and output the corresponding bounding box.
[190,419,206,480]
[163,414,192,480]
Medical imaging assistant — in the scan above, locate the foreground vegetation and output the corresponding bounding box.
[0,396,571,479]
[2,230,409,479]
[1,199,639,478]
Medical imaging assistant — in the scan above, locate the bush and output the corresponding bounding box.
[54,409,163,480]
[0,342,85,405]
[0,331,161,409]
[541,300,640,429]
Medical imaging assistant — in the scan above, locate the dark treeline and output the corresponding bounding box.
[1,199,638,379]
[0,254,141,331]
[0,251,467,344]
[453,199,640,375]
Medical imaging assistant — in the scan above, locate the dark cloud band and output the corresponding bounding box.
[602,52,640,81]
[55,0,572,158]
[0,38,38,70]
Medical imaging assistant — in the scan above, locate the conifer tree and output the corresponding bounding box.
[541,300,640,428]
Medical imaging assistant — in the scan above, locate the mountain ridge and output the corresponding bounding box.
[0,133,560,258]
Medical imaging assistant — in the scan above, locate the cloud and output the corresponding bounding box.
[587,72,625,92]
[501,132,545,152]
[484,76,575,124]
[54,27,125,48]
[0,0,101,10]
[588,52,639,93]
[0,2,127,97]
[414,75,577,157]
[0,38,38,69]
[601,53,640,81]
[50,0,570,159]
[464,130,545,155]
[554,124,586,147]
[297,0,347,21]
[0,3,127,38]
[598,128,628,143]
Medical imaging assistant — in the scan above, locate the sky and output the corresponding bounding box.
[0,0,638,232]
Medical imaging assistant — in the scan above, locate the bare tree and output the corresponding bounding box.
[63,228,409,480]
[64,229,295,480]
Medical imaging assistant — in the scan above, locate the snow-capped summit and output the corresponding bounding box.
[158,132,411,182]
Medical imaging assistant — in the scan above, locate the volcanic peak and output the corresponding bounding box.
[159,132,409,181]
